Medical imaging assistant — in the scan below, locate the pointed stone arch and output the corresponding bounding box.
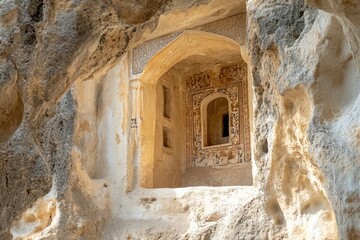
[137,30,252,188]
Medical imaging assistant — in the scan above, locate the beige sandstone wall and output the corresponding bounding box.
[0,0,359,239]
[153,70,183,188]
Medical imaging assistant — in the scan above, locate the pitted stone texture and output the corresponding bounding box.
[1,0,360,239]
[248,0,360,239]
[0,0,164,239]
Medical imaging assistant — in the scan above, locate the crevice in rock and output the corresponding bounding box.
[20,24,37,46]
[27,0,44,22]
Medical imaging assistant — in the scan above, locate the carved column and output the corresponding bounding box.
[130,79,141,135]
[127,79,142,192]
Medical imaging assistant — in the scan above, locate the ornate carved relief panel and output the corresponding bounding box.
[185,61,250,167]
[131,14,245,74]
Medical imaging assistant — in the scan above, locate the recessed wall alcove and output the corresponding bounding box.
[202,94,230,147]
[139,31,252,188]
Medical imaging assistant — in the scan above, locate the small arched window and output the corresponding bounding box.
[202,95,230,147]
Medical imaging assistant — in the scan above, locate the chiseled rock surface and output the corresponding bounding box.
[0,0,359,239]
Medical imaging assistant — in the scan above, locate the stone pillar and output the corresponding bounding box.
[127,79,142,192]
[130,79,141,136]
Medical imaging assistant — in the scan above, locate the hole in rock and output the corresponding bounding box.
[27,0,44,22]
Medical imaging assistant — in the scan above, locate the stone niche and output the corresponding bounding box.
[183,62,252,187]
[136,25,253,188]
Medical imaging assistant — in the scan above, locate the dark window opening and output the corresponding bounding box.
[222,113,229,137]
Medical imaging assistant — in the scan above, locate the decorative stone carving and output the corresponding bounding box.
[197,14,244,44]
[218,63,247,84]
[132,32,181,74]
[185,62,250,167]
[131,14,245,74]
[185,72,211,91]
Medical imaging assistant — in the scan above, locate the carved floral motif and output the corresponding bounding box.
[185,72,211,91]
[218,62,246,84]
[185,63,250,167]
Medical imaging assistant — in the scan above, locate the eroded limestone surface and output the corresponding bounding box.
[0,0,359,239]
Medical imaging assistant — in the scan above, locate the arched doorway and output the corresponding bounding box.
[139,31,252,188]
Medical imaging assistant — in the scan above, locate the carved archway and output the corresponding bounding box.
[138,31,251,188]
[200,93,231,147]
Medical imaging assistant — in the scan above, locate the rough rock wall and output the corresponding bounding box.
[306,1,360,238]
[0,0,359,239]
[0,0,166,239]
[248,0,360,239]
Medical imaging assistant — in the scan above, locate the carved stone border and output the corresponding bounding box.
[185,63,250,167]
[131,14,244,74]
